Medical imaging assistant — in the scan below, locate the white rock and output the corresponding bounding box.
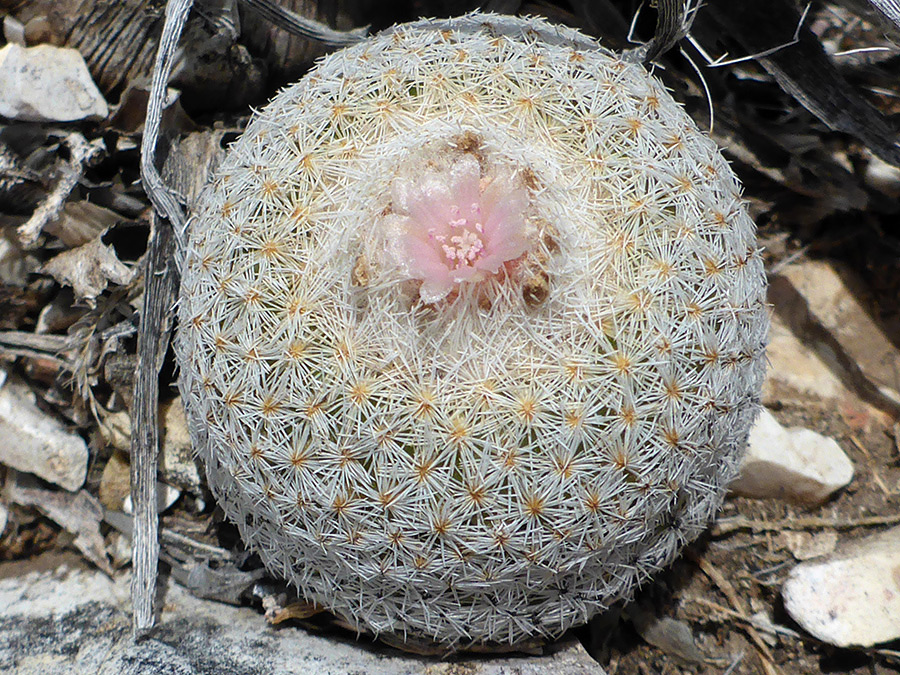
[123,482,181,515]
[0,557,604,675]
[864,152,900,198]
[0,373,89,491]
[107,531,133,570]
[783,526,900,647]
[731,409,853,505]
[0,43,108,122]
[0,502,7,536]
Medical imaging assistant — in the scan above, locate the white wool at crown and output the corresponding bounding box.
[175,12,768,649]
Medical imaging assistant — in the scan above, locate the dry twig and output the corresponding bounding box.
[686,596,804,640]
[687,550,783,675]
[16,133,104,248]
[712,512,900,536]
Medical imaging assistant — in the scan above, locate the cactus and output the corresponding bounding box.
[176,12,768,648]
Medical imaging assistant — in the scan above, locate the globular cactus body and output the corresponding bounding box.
[176,12,768,648]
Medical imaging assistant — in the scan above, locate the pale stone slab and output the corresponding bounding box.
[0,556,605,675]
[0,44,108,122]
[783,526,900,647]
[731,408,853,505]
[0,372,89,491]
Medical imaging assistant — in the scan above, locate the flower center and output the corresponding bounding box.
[433,204,486,269]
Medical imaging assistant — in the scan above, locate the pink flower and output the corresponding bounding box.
[395,155,529,302]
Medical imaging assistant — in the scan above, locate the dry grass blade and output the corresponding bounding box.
[687,596,804,640]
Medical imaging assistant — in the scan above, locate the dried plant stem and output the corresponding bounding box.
[140,0,190,233]
[134,0,193,638]
[104,507,233,562]
[687,596,804,640]
[712,511,900,536]
[0,331,70,365]
[17,133,104,248]
[130,215,178,637]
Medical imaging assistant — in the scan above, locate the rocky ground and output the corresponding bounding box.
[0,1,899,674]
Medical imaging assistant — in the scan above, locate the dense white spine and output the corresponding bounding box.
[176,12,768,648]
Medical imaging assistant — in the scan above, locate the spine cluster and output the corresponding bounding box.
[176,12,768,648]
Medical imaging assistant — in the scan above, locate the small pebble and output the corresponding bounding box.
[783,525,900,647]
[731,408,853,505]
[123,483,181,515]
[106,531,133,569]
[780,530,838,561]
[98,450,131,511]
[99,449,181,515]
[159,398,203,492]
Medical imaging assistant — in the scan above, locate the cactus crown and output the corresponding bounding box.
[176,12,768,648]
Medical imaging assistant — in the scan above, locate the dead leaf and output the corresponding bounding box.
[44,201,121,248]
[106,83,197,136]
[262,595,324,624]
[42,236,134,306]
